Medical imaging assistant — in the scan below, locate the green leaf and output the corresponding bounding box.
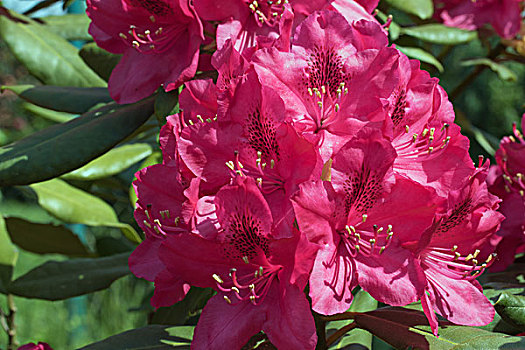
[151,287,214,326]
[30,178,142,243]
[5,217,91,257]
[1,85,112,114]
[155,89,180,123]
[396,45,444,72]
[0,216,18,293]
[384,0,433,19]
[40,13,91,41]
[62,143,152,181]
[0,97,154,187]
[461,58,518,82]
[78,325,193,350]
[354,307,525,349]
[495,293,525,330]
[0,187,60,224]
[79,42,122,82]
[0,10,105,87]
[22,103,76,123]
[374,10,401,41]
[328,290,378,349]
[401,24,477,45]
[8,252,130,300]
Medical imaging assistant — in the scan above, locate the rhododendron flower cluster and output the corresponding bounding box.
[434,0,522,38]
[487,114,525,271]
[119,1,508,348]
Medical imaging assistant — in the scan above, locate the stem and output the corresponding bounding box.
[0,306,8,334]
[321,311,359,322]
[7,295,17,350]
[326,322,357,347]
[314,312,327,350]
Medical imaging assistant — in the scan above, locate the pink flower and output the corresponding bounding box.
[86,0,204,103]
[253,10,398,160]
[159,176,318,349]
[18,343,52,350]
[402,162,504,335]
[434,0,522,38]
[292,129,435,314]
[194,0,332,51]
[385,55,474,198]
[487,115,525,271]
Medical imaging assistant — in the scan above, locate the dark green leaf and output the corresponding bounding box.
[62,143,152,181]
[383,0,433,19]
[155,89,180,123]
[8,252,130,300]
[461,58,518,82]
[328,290,378,349]
[0,216,18,293]
[354,307,525,349]
[78,325,193,350]
[0,186,60,224]
[40,13,91,41]
[151,287,214,326]
[1,85,112,114]
[5,217,91,257]
[0,10,105,87]
[79,42,122,82]
[495,293,525,330]
[0,97,154,187]
[401,24,477,45]
[29,179,142,243]
[396,45,444,72]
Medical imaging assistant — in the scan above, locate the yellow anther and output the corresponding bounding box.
[308,88,313,96]
[405,125,410,133]
[321,85,326,94]
[270,159,275,169]
[243,256,250,264]
[428,146,434,154]
[224,296,232,304]
[143,220,151,228]
[231,286,240,294]
[412,133,418,143]
[154,219,162,227]
[212,274,224,284]
[149,15,156,22]
[422,128,429,137]
[335,103,340,112]
[119,33,127,39]
[362,214,368,223]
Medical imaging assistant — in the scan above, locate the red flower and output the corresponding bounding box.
[18,343,52,350]
[86,0,204,103]
[159,176,318,349]
[434,0,522,38]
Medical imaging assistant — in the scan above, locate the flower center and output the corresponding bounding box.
[142,204,183,237]
[340,220,395,257]
[395,123,451,160]
[244,0,286,27]
[119,23,181,54]
[343,166,383,215]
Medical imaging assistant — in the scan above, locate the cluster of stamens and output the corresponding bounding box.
[340,217,394,257]
[118,16,176,53]
[246,0,287,27]
[212,264,280,305]
[423,246,496,281]
[396,123,450,159]
[225,151,282,194]
[305,83,348,131]
[142,204,181,237]
[500,123,525,196]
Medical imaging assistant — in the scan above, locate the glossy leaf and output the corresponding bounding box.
[0,10,105,87]
[40,13,91,41]
[397,45,444,72]
[5,217,91,257]
[8,252,130,300]
[151,287,214,326]
[401,24,477,45]
[0,216,18,293]
[328,290,377,349]
[495,292,525,329]
[1,85,112,114]
[0,187,60,224]
[79,325,193,350]
[354,307,525,349]
[79,43,122,82]
[383,0,433,19]
[461,58,518,82]
[30,179,142,243]
[155,89,180,123]
[62,143,152,181]
[0,97,154,187]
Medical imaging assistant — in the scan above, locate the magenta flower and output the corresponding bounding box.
[86,0,204,103]
[292,129,436,314]
[159,176,318,349]
[385,55,474,198]
[253,11,399,160]
[194,0,331,51]
[401,162,504,335]
[487,115,525,271]
[178,72,322,237]
[434,0,522,38]
[18,343,52,350]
